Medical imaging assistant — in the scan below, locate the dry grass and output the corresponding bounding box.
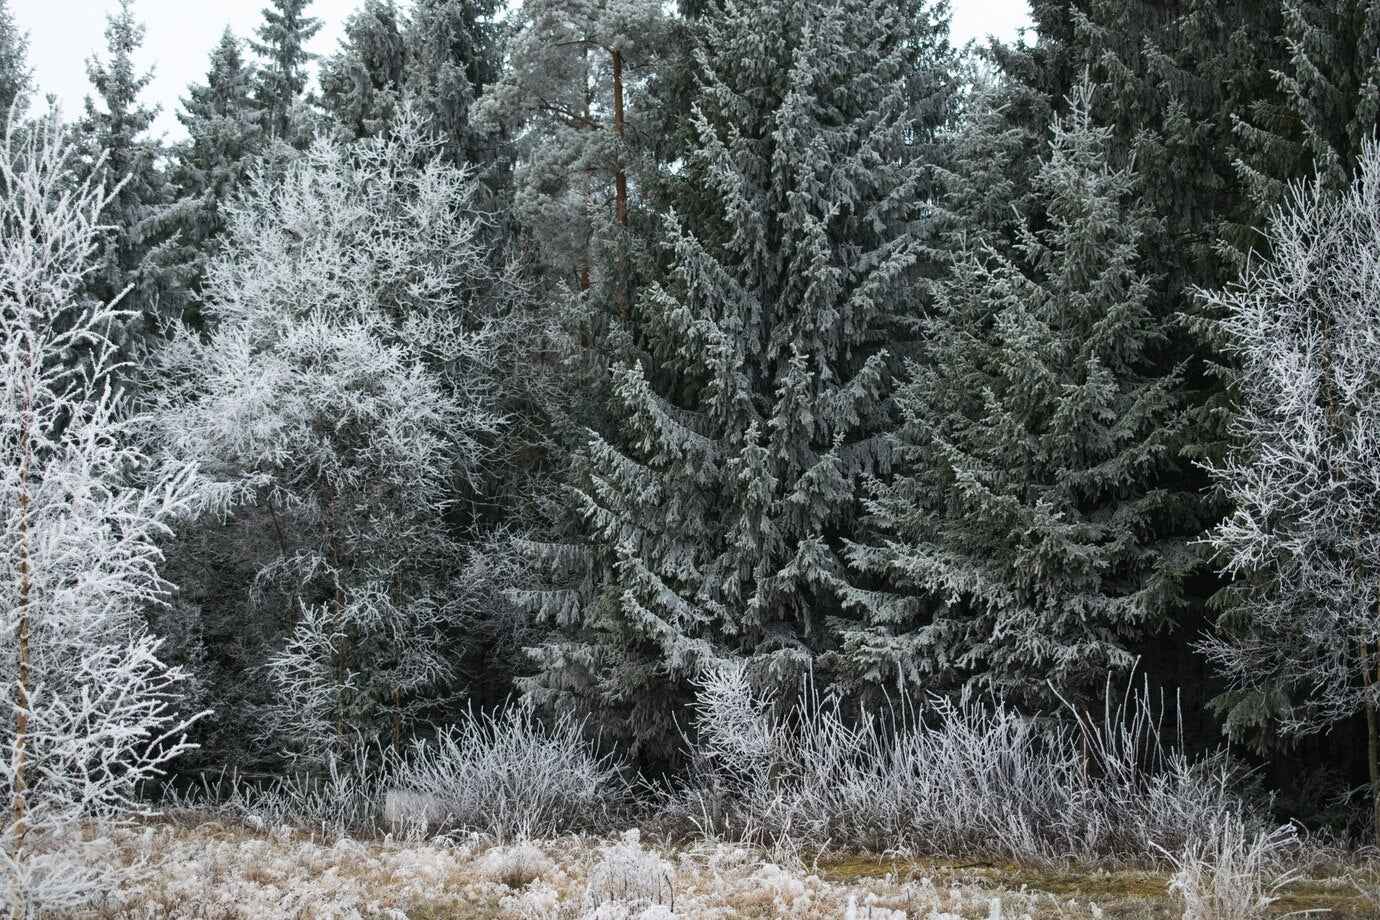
[43,819,1379,920]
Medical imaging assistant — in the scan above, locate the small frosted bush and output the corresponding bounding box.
[1164,815,1299,919]
[586,830,675,910]
[480,841,557,888]
[393,704,627,841]
[173,704,626,843]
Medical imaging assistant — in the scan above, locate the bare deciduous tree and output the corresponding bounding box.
[1202,140,1380,840]
[0,114,199,916]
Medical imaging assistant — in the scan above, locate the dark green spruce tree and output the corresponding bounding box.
[251,0,323,141]
[1072,1,1284,284]
[978,1,1285,281]
[320,0,408,140]
[518,0,955,749]
[170,29,264,326]
[79,0,182,347]
[954,3,1302,732]
[1233,0,1380,238]
[852,84,1203,708]
[0,0,29,118]
[403,0,504,170]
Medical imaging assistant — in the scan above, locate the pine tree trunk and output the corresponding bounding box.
[612,48,630,323]
[612,49,627,230]
[580,46,593,302]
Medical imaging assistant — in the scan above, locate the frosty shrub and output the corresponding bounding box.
[0,114,200,916]
[183,704,626,843]
[392,704,628,842]
[584,830,674,912]
[479,841,557,889]
[1163,816,1300,920]
[672,663,1261,863]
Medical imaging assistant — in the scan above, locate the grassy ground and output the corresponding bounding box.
[817,855,1375,918]
[56,819,1380,919]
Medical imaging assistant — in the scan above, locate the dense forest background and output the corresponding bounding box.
[5,0,1380,843]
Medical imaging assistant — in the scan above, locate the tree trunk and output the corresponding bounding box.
[10,357,33,861]
[392,572,403,751]
[8,347,33,920]
[329,507,346,750]
[580,46,594,303]
[612,49,628,231]
[612,47,630,323]
[267,496,301,617]
[12,499,29,842]
[1362,640,1380,843]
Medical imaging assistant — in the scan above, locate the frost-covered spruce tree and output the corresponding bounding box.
[251,0,322,142]
[0,116,198,916]
[151,112,517,761]
[78,0,183,349]
[320,0,408,140]
[1234,0,1380,235]
[1201,143,1380,839]
[170,29,264,328]
[403,0,504,173]
[521,0,951,746]
[0,0,28,119]
[851,83,1199,707]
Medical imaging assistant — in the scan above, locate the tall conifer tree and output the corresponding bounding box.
[1234,0,1380,232]
[251,0,323,141]
[403,0,504,171]
[519,0,954,747]
[852,84,1202,706]
[171,30,264,325]
[476,0,666,305]
[79,0,181,348]
[320,0,408,140]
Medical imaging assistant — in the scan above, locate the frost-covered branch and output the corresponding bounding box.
[0,113,200,916]
[1202,139,1380,839]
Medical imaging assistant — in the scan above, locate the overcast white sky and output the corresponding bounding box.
[15,0,1033,141]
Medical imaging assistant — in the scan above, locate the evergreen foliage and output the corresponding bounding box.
[476,0,665,297]
[1233,0,1380,231]
[1073,2,1281,285]
[170,29,264,326]
[519,0,953,747]
[251,0,323,141]
[78,0,183,351]
[320,0,408,140]
[402,0,505,172]
[0,0,28,119]
[11,0,1380,841]
[853,84,1201,707]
